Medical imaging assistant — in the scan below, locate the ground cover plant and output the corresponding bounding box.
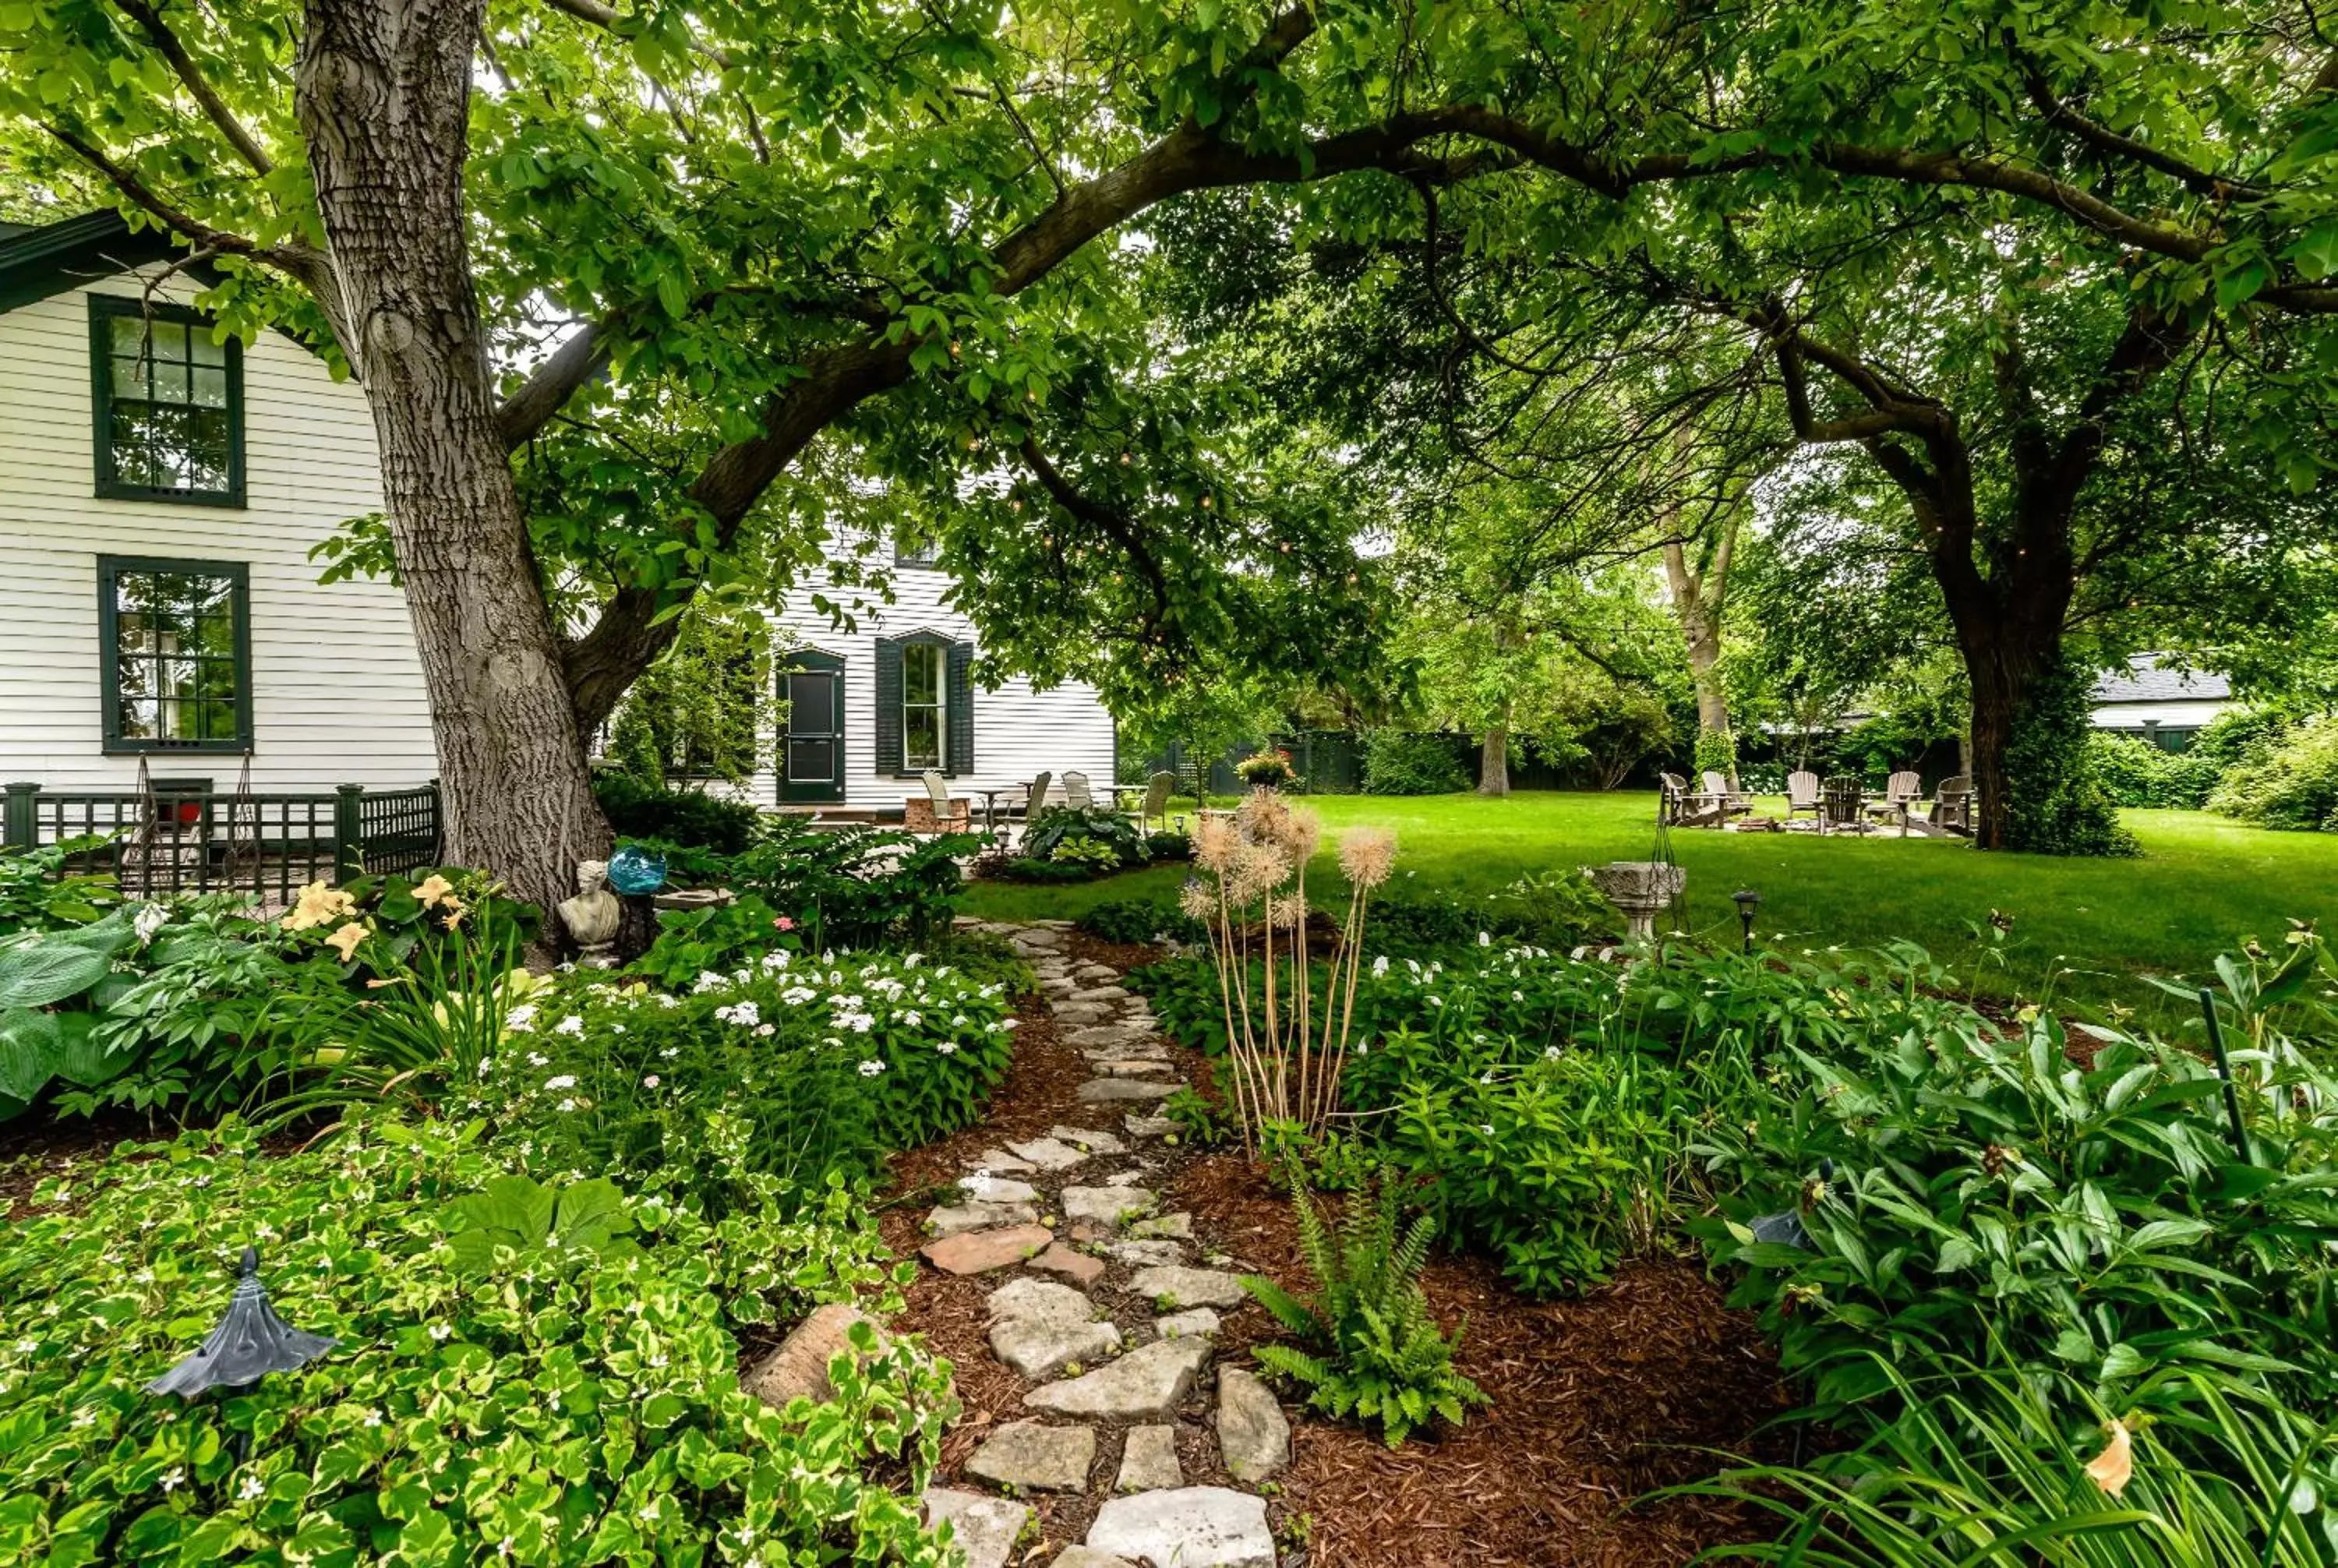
[0,1117,958,1566]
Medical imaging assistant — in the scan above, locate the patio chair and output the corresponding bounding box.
[1128,770,1176,834]
[1821,776,1871,835]
[1783,771,1823,829]
[1661,772,1723,828]
[1063,771,1094,810]
[906,769,970,834]
[1865,770,1923,835]
[1931,774,1975,837]
[1701,770,1755,821]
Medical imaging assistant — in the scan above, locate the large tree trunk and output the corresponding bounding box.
[1478,720,1510,797]
[1662,523,1736,775]
[297,0,609,917]
[1935,514,2073,852]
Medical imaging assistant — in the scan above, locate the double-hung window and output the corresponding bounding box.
[89,296,245,506]
[98,557,253,753]
[902,642,946,771]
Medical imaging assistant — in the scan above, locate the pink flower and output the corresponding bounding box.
[773,916,796,931]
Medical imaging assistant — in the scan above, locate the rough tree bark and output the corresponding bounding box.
[1478,718,1510,796]
[296,0,609,916]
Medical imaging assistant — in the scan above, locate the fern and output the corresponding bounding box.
[1239,1174,1489,1447]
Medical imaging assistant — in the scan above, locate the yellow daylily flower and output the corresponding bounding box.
[413,874,457,907]
[2083,1418,2133,1498]
[325,921,369,962]
[282,881,355,932]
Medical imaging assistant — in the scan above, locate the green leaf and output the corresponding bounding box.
[0,941,111,1009]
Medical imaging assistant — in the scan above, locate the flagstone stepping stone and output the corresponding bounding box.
[1103,1169,1154,1188]
[927,1201,1039,1238]
[966,1420,1096,1492]
[922,1224,1054,1276]
[1079,1079,1178,1104]
[1069,1022,1155,1048]
[1069,985,1131,1002]
[1085,1487,1273,1568]
[1215,1368,1289,1481]
[1028,1241,1106,1287]
[966,1149,1036,1176]
[1051,1125,1127,1154]
[1131,1213,1192,1241]
[1156,1307,1220,1341]
[742,1303,886,1408]
[1055,1549,1138,1568]
[1131,1266,1248,1310]
[1026,1337,1210,1421]
[1012,927,1064,949]
[1124,1114,1176,1139]
[1084,1042,1172,1061]
[1062,1185,1158,1228]
[1116,1424,1183,1491]
[923,1486,1030,1568]
[1104,1239,1186,1267]
[1093,1058,1175,1078]
[1005,1136,1089,1171]
[988,1278,1123,1379]
[1054,1003,1115,1025]
[958,1174,1040,1204]
[1076,963,1121,981]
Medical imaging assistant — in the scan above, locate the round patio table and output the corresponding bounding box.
[973,786,1019,842]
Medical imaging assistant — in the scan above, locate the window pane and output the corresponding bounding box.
[101,310,235,496]
[787,738,835,781]
[903,645,941,705]
[110,314,149,361]
[786,673,834,733]
[905,708,942,771]
[119,694,158,740]
[189,330,227,368]
[108,567,243,747]
[191,364,230,410]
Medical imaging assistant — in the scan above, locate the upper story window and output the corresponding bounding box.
[88,295,245,506]
[99,556,253,753]
[902,641,946,771]
[894,531,939,568]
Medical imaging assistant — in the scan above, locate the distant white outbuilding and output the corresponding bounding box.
[2089,655,2235,752]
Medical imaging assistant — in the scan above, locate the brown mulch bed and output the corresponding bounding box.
[873,928,1791,1564]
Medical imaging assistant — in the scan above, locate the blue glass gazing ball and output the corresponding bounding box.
[606,845,668,895]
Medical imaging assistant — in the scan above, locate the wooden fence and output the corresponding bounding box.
[2,779,442,907]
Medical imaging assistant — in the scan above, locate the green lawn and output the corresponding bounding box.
[964,791,2338,1018]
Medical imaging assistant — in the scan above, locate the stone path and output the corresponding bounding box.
[916,919,1290,1568]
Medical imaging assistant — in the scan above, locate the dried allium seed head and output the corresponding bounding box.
[1238,786,1291,842]
[1268,893,1307,930]
[1178,880,1216,923]
[1338,826,1398,890]
[1231,842,1291,902]
[1286,807,1323,861]
[1194,815,1240,873]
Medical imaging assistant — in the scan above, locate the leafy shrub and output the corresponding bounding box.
[1077,899,1207,947]
[722,818,978,948]
[1360,729,1469,795]
[591,772,761,856]
[1019,804,1147,866]
[1692,726,1739,780]
[2207,712,2338,832]
[627,892,796,990]
[2002,659,2139,855]
[478,948,1016,1215]
[1145,830,1193,861]
[1737,761,1788,794]
[1234,749,1299,787]
[1365,872,1612,959]
[1162,1083,1232,1148]
[1241,1175,1487,1446]
[0,837,122,938]
[993,856,1099,884]
[2085,732,2220,809]
[0,1118,955,1566]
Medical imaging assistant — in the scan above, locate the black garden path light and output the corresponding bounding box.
[1732,888,1762,955]
[147,1246,335,1407]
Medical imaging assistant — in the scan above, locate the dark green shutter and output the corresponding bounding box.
[947,641,975,775]
[874,636,903,774]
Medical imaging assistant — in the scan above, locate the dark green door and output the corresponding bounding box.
[779,653,846,803]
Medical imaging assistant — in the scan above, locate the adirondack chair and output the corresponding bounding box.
[1867,770,1924,835]
[1128,770,1176,833]
[1063,771,1094,810]
[1661,772,1722,828]
[1931,774,1975,837]
[906,770,969,834]
[1701,770,1754,821]
[1783,770,1824,828]
[1821,776,1871,835]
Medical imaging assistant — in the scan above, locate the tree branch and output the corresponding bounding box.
[536,0,734,67]
[1017,437,1174,635]
[497,325,610,450]
[110,0,277,175]
[2019,65,2253,199]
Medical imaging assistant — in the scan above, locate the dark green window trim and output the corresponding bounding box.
[874,630,974,779]
[97,555,255,755]
[88,295,246,507]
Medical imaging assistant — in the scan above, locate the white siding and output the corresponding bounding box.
[2093,699,2232,730]
[745,555,1118,813]
[0,272,439,793]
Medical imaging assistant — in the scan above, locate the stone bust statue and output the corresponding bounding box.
[558,859,623,968]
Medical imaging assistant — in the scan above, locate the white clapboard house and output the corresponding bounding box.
[0,211,1113,878]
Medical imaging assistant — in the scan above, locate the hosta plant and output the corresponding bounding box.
[1241,1174,1486,1447]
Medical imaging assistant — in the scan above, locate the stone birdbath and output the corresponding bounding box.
[1588,860,1686,941]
